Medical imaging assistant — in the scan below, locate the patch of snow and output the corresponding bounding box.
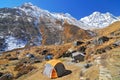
[87,30,96,37]
[15,15,20,21]
[0,13,11,18]
[16,10,23,16]
[0,36,4,38]
[51,13,81,27]
[34,19,39,28]
[5,36,26,51]
[27,17,32,22]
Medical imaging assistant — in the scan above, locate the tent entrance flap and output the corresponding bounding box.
[51,69,57,79]
[55,63,66,77]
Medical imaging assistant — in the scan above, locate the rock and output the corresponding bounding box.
[26,53,35,59]
[0,73,13,80]
[113,40,120,46]
[78,46,86,53]
[14,64,36,78]
[72,51,85,62]
[8,57,18,60]
[84,63,92,68]
[41,49,48,55]
[91,36,109,45]
[0,72,4,77]
[73,41,84,46]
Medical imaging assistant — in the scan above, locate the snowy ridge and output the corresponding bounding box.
[18,3,120,30]
[51,13,82,27]
[16,2,50,19]
[80,12,120,30]
[15,2,81,28]
[16,3,120,30]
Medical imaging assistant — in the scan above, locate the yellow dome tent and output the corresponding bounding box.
[43,59,66,79]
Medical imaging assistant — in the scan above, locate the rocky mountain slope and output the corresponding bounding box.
[19,3,93,45]
[0,7,42,52]
[0,2,120,52]
[0,3,93,52]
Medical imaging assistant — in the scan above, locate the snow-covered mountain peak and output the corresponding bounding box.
[13,4,120,30]
[21,2,41,11]
[80,11,120,29]
[15,3,81,28]
[92,11,101,15]
[89,11,113,17]
[15,2,49,18]
[22,2,33,7]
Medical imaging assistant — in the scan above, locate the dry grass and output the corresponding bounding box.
[16,60,81,80]
[104,47,120,80]
[98,21,120,36]
[83,66,99,80]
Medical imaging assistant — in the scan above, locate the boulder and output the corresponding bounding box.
[14,64,36,78]
[0,73,13,80]
[73,41,84,46]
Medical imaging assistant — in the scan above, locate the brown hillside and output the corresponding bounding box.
[98,21,120,36]
[0,34,120,80]
[62,22,91,43]
[39,17,91,45]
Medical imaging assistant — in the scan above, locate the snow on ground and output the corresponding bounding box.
[5,36,26,51]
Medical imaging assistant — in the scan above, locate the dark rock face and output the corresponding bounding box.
[0,8,41,43]
[0,38,6,52]
[0,8,42,52]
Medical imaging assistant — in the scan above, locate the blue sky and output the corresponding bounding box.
[0,0,120,19]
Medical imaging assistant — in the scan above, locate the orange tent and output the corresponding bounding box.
[43,59,66,79]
